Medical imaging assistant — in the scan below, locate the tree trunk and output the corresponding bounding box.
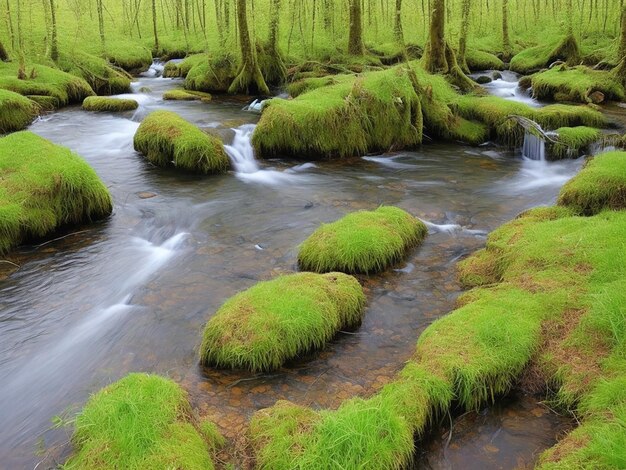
[620,5,626,61]
[0,40,8,61]
[49,0,58,61]
[152,0,159,51]
[423,0,446,72]
[228,0,269,94]
[265,0,286,84]
[502,0,512,60]
[348,0,364,55]
[394,0,404,45]
[96,0,105,47]
[5,0,14,50]
[458,0,471,72]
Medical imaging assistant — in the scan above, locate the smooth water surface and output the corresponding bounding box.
[0,68,582,467]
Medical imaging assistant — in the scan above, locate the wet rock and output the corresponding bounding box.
[588,90,605,104]
[492,71,503,80]
[475,75,492,84]
[137,191,157,199]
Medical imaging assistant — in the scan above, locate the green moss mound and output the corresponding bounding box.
[0,131,112,254]
[105,40,153,72]
[548,126,602,160]
[0,62,94,107]
[558,151,626,215]
[82,96,138,112]
[0,89,39,133]
[64,373,221,470]
[464,49,505,71]
[185,53,238,93]
[162,89,211,102]
[298,206,427,274]
[200,272,366,372]
[527,65,625,103]
[253,66,423,159]
[133,110,229,174]
[510,34,581,74]
[58,52,131,95]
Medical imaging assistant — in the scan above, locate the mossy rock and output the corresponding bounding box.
[104,41,153,72]
[0,61,94,107]
[185,53,238,93]
[548,126,602,160]
[162,89,212,102]
[58,52,131,95]
[510,35,581,74]
[133,110,229,174]
[200,272,366,372]
[298,206,427,274]
[558,151,626,215]
[465,49,505,71]
[64,373,221,469]
[0,131,112,254]
[253,66,423,159]
[528,65,625,103]
[0,89,39,133]
[82,96,138,112]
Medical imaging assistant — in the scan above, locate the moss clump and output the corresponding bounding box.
[104,41,153,72]
[527,65,625,103]
[0,89,39,133]
[162,89,212,102]
[464,49,505,71]
[0,62,94,107]
[58,52,131,95]
[510,35,581,74]
[82,96,138,112]
[549,126,602,160]
[133,110,229,174]
[64,373,220,469]
[0,131,112,254]
[298,206,427,274]
[558,151,626,215]
[200,272,366,372]
[253,66,422,159]
[185,53,238,93]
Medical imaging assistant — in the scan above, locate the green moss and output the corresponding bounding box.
[558,151,626,215]
[133,110,229,174]
[58,52,131,95]
[510,34,581,74]
[63,373,220,470]
[82,96,138,112]
[0,131,112,254]
[298,206,427,274]
[162,89,212,102]
[528,65,625,103]
[105,40,153,72]
[0,89,39,133]
[200,272,366,371]
[464,49,505,71]
[253,66,422,159]
[185,53,238,93]
[0,62,94,107]
[26,94,59,110]
[549,126,602,160]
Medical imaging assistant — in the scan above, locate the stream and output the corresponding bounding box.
[0,64,580,468]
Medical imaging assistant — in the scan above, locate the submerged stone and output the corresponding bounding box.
[133,110,229,174]
[298,206,427,274]
[0,131,112,254]
[200,272,366,372]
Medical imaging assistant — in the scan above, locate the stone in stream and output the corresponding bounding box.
[475,75,493,84]
[82,96,139,112]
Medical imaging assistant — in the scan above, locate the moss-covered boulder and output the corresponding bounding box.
[0,89,39,133]
[200,272,366,372]
[0,131,112,254]
[58,52,131,95]
[548,126,602,160]
[82,96,138,112]
[558,151,626,215]
[0,62,94,107]
[298,206,427,274]
[510,35,581,74]
[133,110,229,174]
[162,89,212,102]
[253,67,423,159]
[185,53,238,93]
[465,49,505,71]
[524,65,625,103]
[64,373,222,469]
[104,41,153,72]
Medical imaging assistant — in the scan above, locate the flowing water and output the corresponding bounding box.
[0,64,581,467]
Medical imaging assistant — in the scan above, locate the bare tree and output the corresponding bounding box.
[348,0,364,55]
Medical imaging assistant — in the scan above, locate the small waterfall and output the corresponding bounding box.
[522,131,546,161]
[225,124,260,173]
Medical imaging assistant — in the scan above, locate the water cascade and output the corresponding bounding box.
[522,130,546,161]
[224,124,260,173]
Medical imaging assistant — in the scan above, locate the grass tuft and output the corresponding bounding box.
[298,206,427,274]
[0,131,112,254]
[200,272,366,372]
[63,373,220,469]
[133,110,229,174]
